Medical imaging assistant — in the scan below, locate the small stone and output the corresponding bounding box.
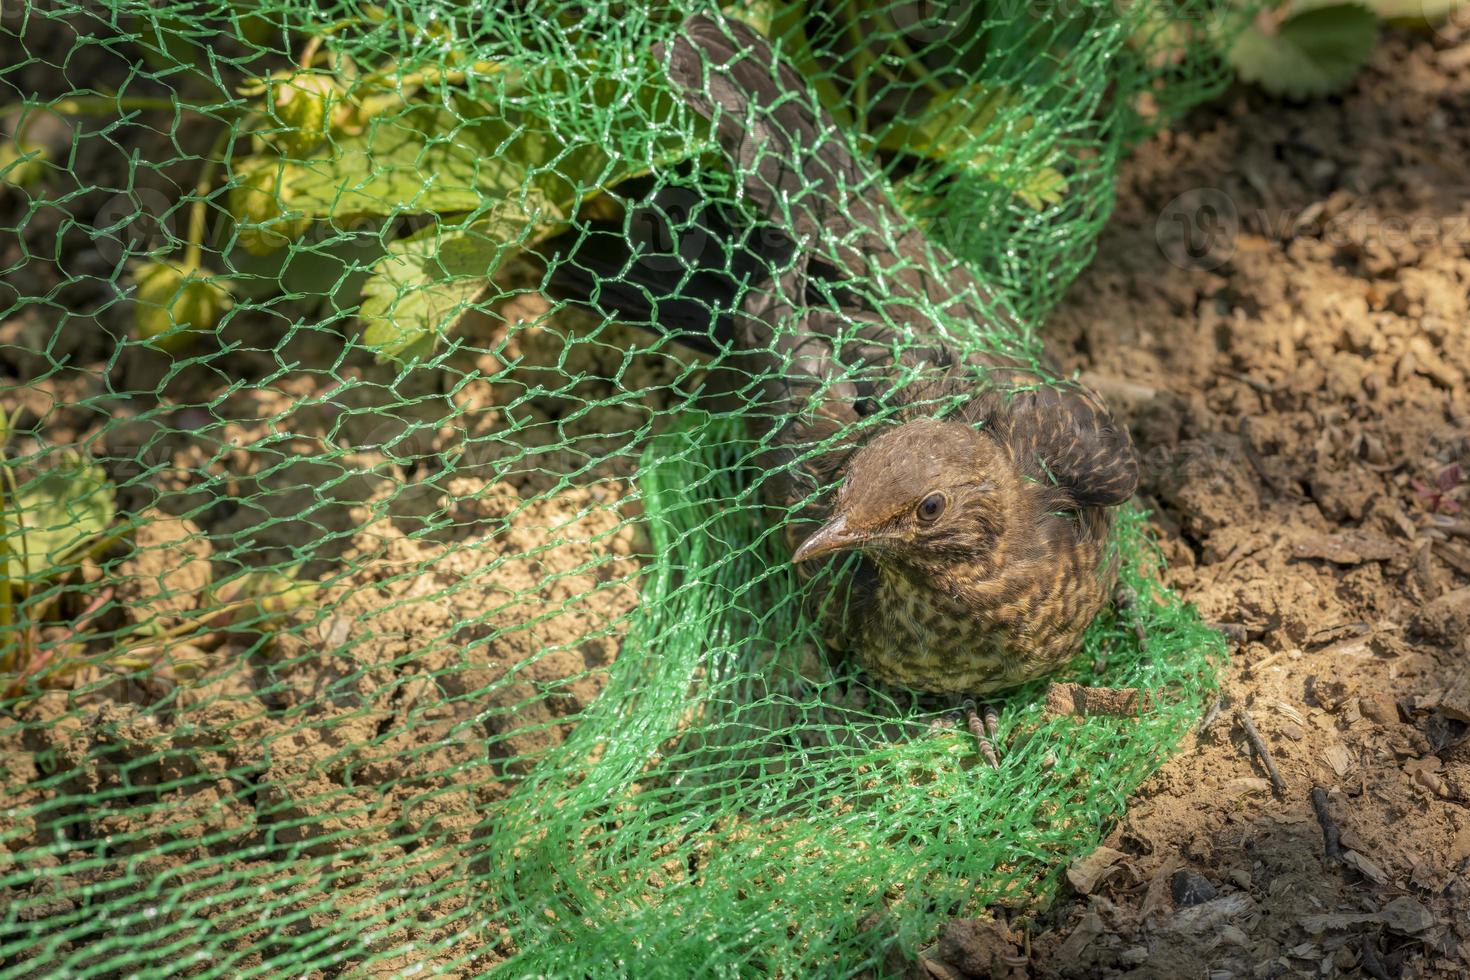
[1360,693,1400,726]
[1410,587,1470,646]
[1171,869,1219,908]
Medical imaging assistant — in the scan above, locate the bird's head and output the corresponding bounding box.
[791,417,1024,574]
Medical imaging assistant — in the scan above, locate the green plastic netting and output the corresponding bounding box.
[1,1,1239,975]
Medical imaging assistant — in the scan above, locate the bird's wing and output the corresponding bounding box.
[978,372,1140,508]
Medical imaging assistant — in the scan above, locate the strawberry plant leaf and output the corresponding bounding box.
[1229,4,1380,99]
[4,455,116,587]
[875,85,1069,210]
[289,103,505,218]
[357,189,567,360]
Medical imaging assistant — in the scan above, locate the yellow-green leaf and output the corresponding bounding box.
[1015,167,1068,211]
[876,85,1068,209]
[357,195,564,360]
[3,456,116,586]
[288,103,504,218]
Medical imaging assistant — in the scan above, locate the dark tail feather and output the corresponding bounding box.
[543,183,779,356]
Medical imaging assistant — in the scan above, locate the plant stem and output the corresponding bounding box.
[107,587,324,660]
[2,95,241,128]
[873,13,949,99]
[0,456,11,675]
[0,431,32,678]
[182,126,235,272]
[362,59,503,92]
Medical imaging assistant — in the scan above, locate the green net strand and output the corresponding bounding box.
[0,1,1236,975]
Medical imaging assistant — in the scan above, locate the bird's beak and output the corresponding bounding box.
[791,514,867,564]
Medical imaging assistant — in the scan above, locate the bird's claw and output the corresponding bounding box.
[962,698,1001,770]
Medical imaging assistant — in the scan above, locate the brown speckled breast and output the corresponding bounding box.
[851,512,1116,695]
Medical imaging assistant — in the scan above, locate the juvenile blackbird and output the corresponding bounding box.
[550,15,1139,699]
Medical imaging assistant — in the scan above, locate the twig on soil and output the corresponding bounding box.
[1217,368,1278,395]
[1245,648,1291,675]
[1432,516,1470,541]
[1238,418,1295,498]
[1310,785,1343,861]
[1235,706,1287,797]
[1197,697,1223,737]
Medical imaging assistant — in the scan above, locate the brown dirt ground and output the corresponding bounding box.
[919,26,1470,980]
[3,14,1469,980]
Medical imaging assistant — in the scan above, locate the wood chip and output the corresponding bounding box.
[1268,698,1308,727]
[1044,683,1153,718]
[920,956,962,980]
[1380,896,1435,934]
[1141,857,1185,921]
[1442,664,1470,724]
[1323,742,1353,778]
[1307,621,1371,649]
[1412,767,1447,796]
[1341,849,1389,885]
[1436,540,1470,577]
[1301,911,1383,933]
[1225,776,1272,796]
[1067,846,1126,895]
[1300,898,1435,936]
[1160,895,1256,936]
[1053,907,1105,962]
[1290,529,1400,565]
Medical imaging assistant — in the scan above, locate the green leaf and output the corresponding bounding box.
[875,85,1069,210]
[3,456,116,586]
[1229,4,1380,98]
[289,103,506,218]
[358,226,495,361]
[1015,167,1068,212]
[347,65,702,359]
[358,193,562,360]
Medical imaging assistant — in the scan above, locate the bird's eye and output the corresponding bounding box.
[917,492,946,523]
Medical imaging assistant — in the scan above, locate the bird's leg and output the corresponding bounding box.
[962,698,1001,770]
